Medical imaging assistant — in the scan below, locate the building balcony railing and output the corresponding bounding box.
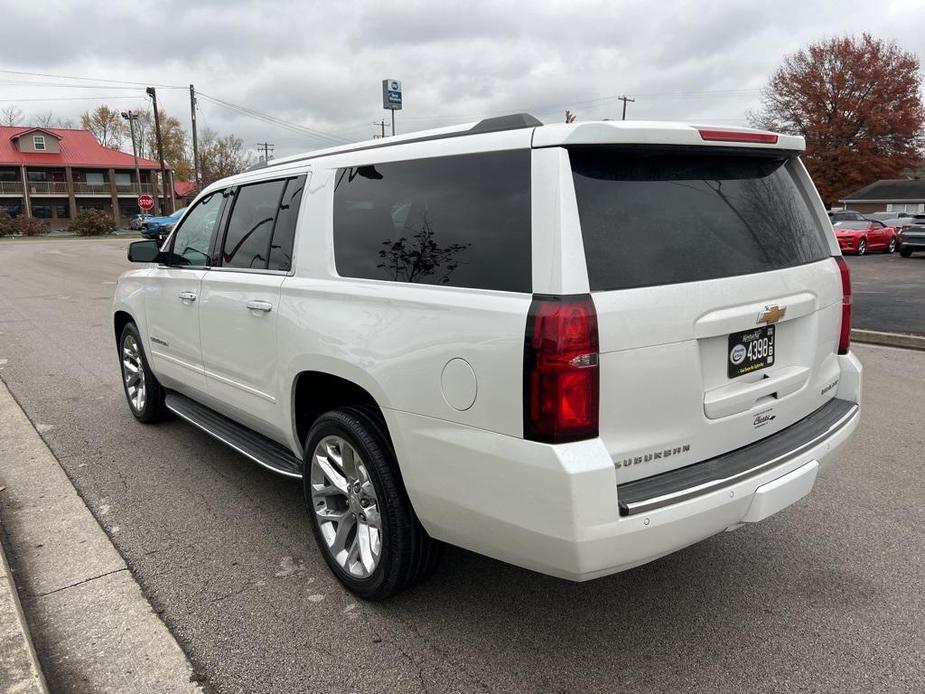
[14,182,158,196]
[25,182,69,195]
[0,181,24,195]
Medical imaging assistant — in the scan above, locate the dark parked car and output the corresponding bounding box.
[828,210,865,222]
[899,224,925,257]
[141,207,187,240]
[865,212,912,223]
[129,213,150,231]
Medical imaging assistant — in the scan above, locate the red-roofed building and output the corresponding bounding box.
[174,180,197,203]
[0,125,176,228]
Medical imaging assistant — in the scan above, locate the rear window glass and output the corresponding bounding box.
[333,150,531,292]
[570,148,830,291]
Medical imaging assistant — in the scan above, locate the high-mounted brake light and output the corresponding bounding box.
[834,256,852,355]
[524,295,599,443]
[698,128,779,144]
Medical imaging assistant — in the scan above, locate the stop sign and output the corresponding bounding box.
[137,194,155,211]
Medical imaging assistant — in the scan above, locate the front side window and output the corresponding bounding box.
[169,192,224,267]
[220,179,287,269]
[33,135,46,151]
[332,150,531,292]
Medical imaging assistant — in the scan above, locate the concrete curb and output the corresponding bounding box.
[0,537,49,694]
[0,379,203,693]
[851,328,925,351]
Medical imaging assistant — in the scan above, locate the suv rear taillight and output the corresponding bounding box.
[835,256,852,354]
[523,295,599,443]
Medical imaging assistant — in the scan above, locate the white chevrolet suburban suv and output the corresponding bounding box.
[113,115,862,599]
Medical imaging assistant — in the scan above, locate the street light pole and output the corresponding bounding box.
[146,87,169,215]
[120,111,141,211]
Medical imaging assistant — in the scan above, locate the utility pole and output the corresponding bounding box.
[120,110,141,208]
[618,95,635,121]
[373,120,386,138]
[146,87,169,214]
[256,142,275,162]
[189,84,200,192]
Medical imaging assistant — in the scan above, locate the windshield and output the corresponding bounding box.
[834,222,869,230]
[170,207,188,219]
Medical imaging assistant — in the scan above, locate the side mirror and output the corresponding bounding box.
[127,239,164,263]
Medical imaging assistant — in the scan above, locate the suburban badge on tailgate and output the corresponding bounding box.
[757,305,786,325]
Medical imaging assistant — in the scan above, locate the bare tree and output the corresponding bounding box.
[1,105,24,126]
[31,111,74,128]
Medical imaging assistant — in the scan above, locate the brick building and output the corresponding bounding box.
[0,125,175,229]
[838,179,925,215]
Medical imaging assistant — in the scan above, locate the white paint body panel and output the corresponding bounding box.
[113,119,862,581]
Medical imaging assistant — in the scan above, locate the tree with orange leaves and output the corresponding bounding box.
[750,34,925,207]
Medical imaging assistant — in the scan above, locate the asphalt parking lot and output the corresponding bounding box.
[1,237,924,693]
[845,251,925,335]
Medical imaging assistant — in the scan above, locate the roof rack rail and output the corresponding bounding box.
[262,113,542,169]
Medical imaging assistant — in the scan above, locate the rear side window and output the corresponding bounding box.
[268,176,305,271]
[221,179,287,269]
[332,150,531,292]
[570,148,830,291]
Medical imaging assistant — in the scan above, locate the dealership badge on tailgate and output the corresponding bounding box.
[728,325,775,378]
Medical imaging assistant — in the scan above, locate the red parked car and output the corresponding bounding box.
[833,220,898,255]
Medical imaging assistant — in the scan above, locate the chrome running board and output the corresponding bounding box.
[165,392,303,479]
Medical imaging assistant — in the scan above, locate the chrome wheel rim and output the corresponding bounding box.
[310,435,382,578]
[889,238,896,252]
[121,334,146,412]
[858,240,866,255]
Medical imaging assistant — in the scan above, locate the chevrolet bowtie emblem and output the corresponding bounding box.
[758,305,786,325]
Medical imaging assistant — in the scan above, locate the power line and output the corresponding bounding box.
[0,68,185,89]
[0,95,139,103]
[197,92,349,145]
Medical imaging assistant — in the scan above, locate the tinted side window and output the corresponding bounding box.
[169,192,224,267]
[570,148,830,291]
[268,176,305,271]
[221,179,287,269]
[333,150,531,292]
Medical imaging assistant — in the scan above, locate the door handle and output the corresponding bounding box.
[178,291,197,302]
[246,300,273,313]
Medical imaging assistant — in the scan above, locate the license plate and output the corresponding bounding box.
[728,325,775,378]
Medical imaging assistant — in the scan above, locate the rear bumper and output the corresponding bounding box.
[386,352,862,582]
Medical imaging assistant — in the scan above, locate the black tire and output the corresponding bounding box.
[303,407,441,600]
[900,247,913,258]
[118,322,169,423]
[856,238,867,255]
[887,237,897,254]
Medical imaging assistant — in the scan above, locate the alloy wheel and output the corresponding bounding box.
[310,435,382,578]
[857,239,866,255]
[121,334,146,413]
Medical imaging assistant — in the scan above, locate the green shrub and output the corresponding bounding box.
[10,216,48,236]
[0,210,12,237]
[70,209,115,236]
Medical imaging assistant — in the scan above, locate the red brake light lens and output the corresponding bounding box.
[698,128,779,144]
[524,295,599,443]
[835,256,852,354]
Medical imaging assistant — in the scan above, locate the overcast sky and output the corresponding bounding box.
[1,0,924,159]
